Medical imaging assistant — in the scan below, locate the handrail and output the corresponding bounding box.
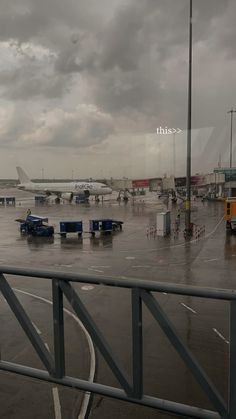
[0,265,236,300]
[0,266,234,418]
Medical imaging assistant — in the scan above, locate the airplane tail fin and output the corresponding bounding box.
[16,167,31,184]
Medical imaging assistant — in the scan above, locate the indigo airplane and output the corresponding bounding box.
[16,167,112,202]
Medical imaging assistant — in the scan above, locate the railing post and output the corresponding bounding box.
[229,300,236,418]
[52,279,65,378]
[132,288,143,398]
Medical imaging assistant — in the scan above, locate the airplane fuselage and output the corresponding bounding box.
[18,181,112,196]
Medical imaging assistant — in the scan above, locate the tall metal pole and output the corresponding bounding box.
[173,132,176,176]
[228,109,236,168]
[185,0,192,235]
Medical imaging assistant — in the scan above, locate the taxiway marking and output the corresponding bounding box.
[45,342,50,352]
[132,265,151,268]
[213,328,229,345]
[81,285,94,291]
[180,303,197,314]
[91,265,110,269]
[88,268,104,273]
[13,288,96,419]
[31,325,60,419]
[32,322,42,335]
[52,387,62,419]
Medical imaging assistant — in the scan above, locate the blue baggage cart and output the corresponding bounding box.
[5,197,16,206]
[59,221,83,238]
[89,219,113,237]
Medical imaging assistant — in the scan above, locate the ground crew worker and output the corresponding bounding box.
[177,208,181,222]
[26,208,31,219]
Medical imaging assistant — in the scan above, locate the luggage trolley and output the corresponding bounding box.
[89,219,113,237]
[59,221,83,238]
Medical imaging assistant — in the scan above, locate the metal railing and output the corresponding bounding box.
[0,265,235,419]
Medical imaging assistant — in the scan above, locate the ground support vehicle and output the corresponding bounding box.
[224,198,236,232]
[16,215,54,237]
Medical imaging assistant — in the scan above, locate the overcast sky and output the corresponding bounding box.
[0,0,235,179]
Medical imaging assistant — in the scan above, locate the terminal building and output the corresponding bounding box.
[107,168,236,199]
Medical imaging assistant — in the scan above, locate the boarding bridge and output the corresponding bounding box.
[0,266,235,419]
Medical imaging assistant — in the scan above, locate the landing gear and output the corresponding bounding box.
[55,197,60,204]
[95,195,100,203]
[117,190,129,202]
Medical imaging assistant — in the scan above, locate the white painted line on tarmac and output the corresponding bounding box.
[204,258,219,263]
[13,288,96,419]
[180,303,197,314]
[88,268,104,274]
[162,292,167,295]
[52,387,62,419]
[131,265,151,268]
[45,342,50,352]
[213,328,229,345]
[125,256,136,260]
[32,321,42,335]
[59,264,73,268]
[91,265,110,269]
[204,216,224,239]
[81,285,94,291]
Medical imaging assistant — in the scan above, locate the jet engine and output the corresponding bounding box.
[61,192,74,202]
[84,190,90,198]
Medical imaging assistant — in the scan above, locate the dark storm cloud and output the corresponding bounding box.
[99,0,230,72]
[83,0,233,129]
[0,0,235,152]
[0,0,96,44]
[0,105,114,149]
[0,66,71,100]
[210,0,236,59]
[44,107,115,148]
[0,0,232,100]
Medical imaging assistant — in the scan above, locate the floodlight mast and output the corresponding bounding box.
[185,0,193,236]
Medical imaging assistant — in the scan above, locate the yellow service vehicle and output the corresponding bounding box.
[224,198,236,231]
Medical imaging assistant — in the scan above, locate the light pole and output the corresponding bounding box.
[173,132,176,176]
[228,108,236,168]
[185,0,193,236]
[227,108,236,197]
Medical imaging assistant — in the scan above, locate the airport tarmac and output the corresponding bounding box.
[0,188,232,418]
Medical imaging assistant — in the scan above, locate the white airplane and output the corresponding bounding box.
[16,167,112,202]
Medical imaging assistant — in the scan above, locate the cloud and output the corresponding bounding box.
[11,105,115,148]
[0,0,235,177]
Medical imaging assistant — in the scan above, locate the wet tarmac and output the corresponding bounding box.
[0,188,232,418]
